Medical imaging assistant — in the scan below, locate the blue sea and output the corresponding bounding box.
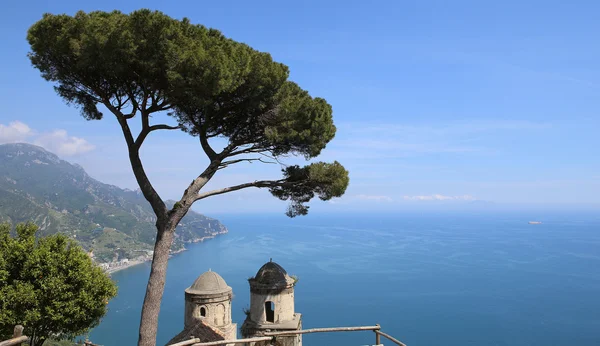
[89,211,600,346]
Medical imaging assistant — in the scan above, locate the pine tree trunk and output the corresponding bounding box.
[137,223,175,346]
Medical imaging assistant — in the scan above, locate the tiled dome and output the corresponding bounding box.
[253,260,290,286]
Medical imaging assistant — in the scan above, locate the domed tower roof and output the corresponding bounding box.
[249,259,296,292]
[186,270,232,296]
[254,261,288,285]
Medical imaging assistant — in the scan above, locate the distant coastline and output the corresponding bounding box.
[105,257,149,274]
[103,229,228,274]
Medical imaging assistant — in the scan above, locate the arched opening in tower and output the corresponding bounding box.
[200,307,206,317]
[265,301,275,322]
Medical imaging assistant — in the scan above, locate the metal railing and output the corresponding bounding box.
[171,324,406,346]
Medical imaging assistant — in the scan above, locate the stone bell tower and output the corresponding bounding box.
[241,260,302,346]
[184,270,237,340]
[167,270,237,345]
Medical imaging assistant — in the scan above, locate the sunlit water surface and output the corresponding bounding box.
[90,211,600,346]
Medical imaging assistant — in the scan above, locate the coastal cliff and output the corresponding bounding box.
[0,143,228,264]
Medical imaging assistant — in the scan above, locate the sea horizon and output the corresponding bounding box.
[90,210,600,346]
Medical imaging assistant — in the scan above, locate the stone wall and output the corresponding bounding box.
[249,287,295,323]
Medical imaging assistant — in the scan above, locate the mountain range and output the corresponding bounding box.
[0,143,227,262]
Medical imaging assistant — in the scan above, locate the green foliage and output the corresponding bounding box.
[270,161,349,217]
[27,9,349,216]
[27,9,231,121]
[0,222,117,346]
[172,44,336,159]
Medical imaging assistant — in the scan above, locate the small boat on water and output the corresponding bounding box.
[528,221,542,224]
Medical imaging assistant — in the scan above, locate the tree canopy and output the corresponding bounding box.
[0,223,117,346]
[27,9,349,217]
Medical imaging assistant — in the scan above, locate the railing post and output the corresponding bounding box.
[375,324,381,345]
[13,325,24,346]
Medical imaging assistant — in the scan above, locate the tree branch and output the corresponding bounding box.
[123,84,139,119]
[194,179,289,201]
[218,141,239,158]
[189,116,217,161]
[102,101,168,222]
[199,132,217,160]
[112,93,123,109]
[258,152,287,167]
[150,91,157,108]
[219,108,262,155]
[134,123,181,148]
[147,99,170,113]
[172,160,222,218]
[141,112,150,130]
[104,102,135,147]
[226,145,268,157]
[217,157,277,170]
[149,124,180,132]
[141,88,149,113]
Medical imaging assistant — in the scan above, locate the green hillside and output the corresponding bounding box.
[0,143,227,262]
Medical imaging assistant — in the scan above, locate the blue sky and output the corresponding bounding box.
[1,0,599,214]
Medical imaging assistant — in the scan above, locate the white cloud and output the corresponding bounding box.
[34,130,95,156]
[403,194,476,201]
[0,121,95,157]
[0,121,34,143]
[327,194,393,205]
[344,120,551,137]
[356,194,394,202]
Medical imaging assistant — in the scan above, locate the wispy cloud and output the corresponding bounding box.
[332,139,480,155]
[403,194,476,201]
[323,120,550,160]
[349,120,551,137]
[356,194,394,202]
[328,194,394,205]
[0,121,95,157]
